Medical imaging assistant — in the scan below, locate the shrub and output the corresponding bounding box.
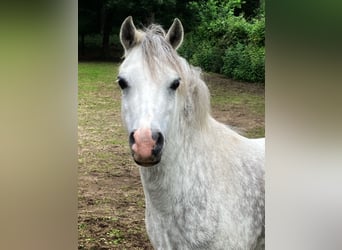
[178,32,197,61]
[190,41,223,73]
[249,16,265,47]
[179,0,265,83]
[222,43,265,83]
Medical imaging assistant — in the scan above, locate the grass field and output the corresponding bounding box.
[78,61,264,249]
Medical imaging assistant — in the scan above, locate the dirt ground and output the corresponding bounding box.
[78,67,264,249]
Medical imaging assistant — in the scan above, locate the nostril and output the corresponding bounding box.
[152,131,164,145]
[152,131,164,157]
[129,131,135,147]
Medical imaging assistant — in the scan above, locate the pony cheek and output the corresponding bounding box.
[122,108,136,132]
[159,103,176,131]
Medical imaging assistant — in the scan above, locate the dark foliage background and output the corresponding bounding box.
[79,0,264,83]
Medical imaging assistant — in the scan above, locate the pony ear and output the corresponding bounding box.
[120,16,138,52]
[165,18,184,50]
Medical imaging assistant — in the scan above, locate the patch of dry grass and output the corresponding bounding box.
[78,62,152,249]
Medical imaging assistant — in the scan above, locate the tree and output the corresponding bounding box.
[78,0,205,59]
[79,0,102,56]
[178,0,265,83]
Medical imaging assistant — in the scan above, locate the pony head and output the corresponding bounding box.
[118,16,185,167]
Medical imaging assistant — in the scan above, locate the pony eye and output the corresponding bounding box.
[170,78,180,90]
[117,77,128,90]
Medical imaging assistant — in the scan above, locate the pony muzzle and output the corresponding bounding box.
[129,128,164,167]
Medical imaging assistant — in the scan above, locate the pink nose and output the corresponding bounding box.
[131,128,155,159]
[129,128,164,166]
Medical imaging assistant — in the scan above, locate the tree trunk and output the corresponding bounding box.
[102,9,113,59]
[146,12,155,25]
[80,33,85,57]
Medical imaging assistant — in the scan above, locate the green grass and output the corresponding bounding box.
[246,126,265,138]
[212,93,264,114]
[107,228,124,243]
[78,62,129,171]
[78,62,118,95]
[210,85,264,117]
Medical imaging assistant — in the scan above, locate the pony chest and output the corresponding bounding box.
[147,186,220,247]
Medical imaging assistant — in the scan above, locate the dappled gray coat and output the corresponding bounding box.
[118,16,265,250]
